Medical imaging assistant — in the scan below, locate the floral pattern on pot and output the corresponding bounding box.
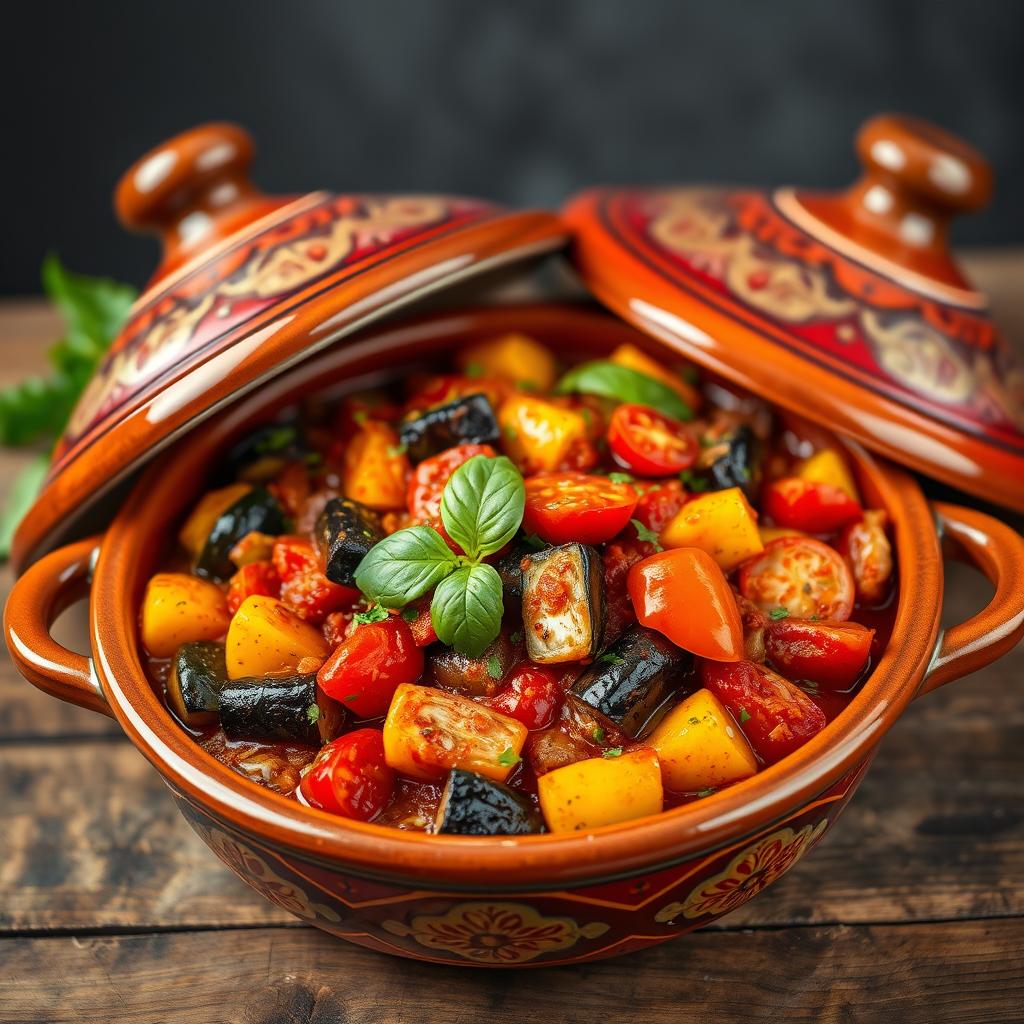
[195,821,341,923]
[381,902,610,965]
[655,818,829,924]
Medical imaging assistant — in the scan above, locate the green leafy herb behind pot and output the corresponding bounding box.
[0,256,136,558]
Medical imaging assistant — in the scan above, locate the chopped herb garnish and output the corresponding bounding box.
[305,704,321,725]
[342,694,359,703]
[680,469,710,492]
[401,606,420,623]
[486,655,503,680]
[739,708,752,724]
[503,423,518,441]
[630,518,663,551]
[600,652,625,665]
[696,787,717,798]
[352,409,369,425]
[303,451,325,468]
[353,604,390,625]
[592,726,607,743]
[386,442,408,458]
[769,607,790,620]
[497,747,521,768]
[688,716,700,726]
[515,379,538,392]
[510,630,523,645]
[608,471,634,484]
[464,362,485,379]
[602,747,624,759]
[521,532,546,551]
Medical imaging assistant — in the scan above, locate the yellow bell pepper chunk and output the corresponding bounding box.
[497,394,587,474]
[178,483,251,559]
[660,487,763,571]
[383,683,528,782]
[141,573,231,658]
[459,333,558,392]
[538,747,663,833]
[225,595,330,679]
[648,688,758,793]
[342,421,410,511]
[609,343,701,413]
[796,448,860,502]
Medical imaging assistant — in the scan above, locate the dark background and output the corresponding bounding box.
[3,0,1023,294]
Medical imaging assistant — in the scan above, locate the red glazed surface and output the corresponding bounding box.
[6,304,1024,967]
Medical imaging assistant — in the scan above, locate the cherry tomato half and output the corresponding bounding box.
[299,729,395,820]
[607,403,699,477]
[700,659,826,765]
[488,664,563,730]
[765,618,874,690]
[407,443,497,522]
[317,617,424,718]
[739,537,854,621]
[627,548,743,661]
[522,472,638,545]
[763,477,862,533]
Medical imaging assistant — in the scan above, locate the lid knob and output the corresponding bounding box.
[115,123,280,278]
[798,113,993,287]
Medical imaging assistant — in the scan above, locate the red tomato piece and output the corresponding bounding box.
[631,479,688,537]
[522,472,638,545]
[280,570,360,624]
[700,659,827,765]
[765,618,874,690]
[838,509,894,605]
[406,443,497,522]
[763,477,862,533]
[739,537,855,622]
[268,463,311,519]
[272,536,321,582]
[601,540,646,643]
[317,617,424,718]
[226,561,280,615]
[299,729,395,821]
[627,548,743,661]
[322,610,353,647]
[488,664,563,730]
[401,597,438,647]
[607,403,699,477]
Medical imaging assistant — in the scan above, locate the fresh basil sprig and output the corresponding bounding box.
[354,455,525,658]
[556,360,692,421]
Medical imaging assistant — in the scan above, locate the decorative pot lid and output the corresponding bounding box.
[12,123,566,569]
[563,114,1024,511]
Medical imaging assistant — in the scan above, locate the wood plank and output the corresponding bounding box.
[1,918,1022,1024]
[1,644,1020,933]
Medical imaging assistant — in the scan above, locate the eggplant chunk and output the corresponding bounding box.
[571,627,690,737]
[167,641,228,727]
[493,535,540,601]
[430,631,517,696]
[693,424,761,501]
[521,543,604,664]
[219,674,344,746]
[526,694,627,777]
[434,768,545,836]
[399,393,500,462]
[195,487,289,581]
[315,497,384,587]
[225,423,307,482]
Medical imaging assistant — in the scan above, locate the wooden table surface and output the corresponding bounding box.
[1,255,1023,1023]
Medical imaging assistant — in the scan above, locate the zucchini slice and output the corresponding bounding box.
[167,641,228,727]
[314,497,384,587]
[399,393,500,462]
[521,543,604,663]
[195,486,288,581]
[571,627,690,736]
[219,674,345,746]
[434,768,544,835]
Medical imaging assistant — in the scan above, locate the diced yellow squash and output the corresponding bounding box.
[497,394,587,474]
[383,683,528,782]
[178,483,251,559]
[342,421,410,511]
[796,448,860,502]
[648,689,758,793]
[225,595,330,680]
[458,333,558,391]
[609,343,701,413]
[538,748,664,833]
[758,525,808,544]
[141,573,231,658]
[660,487,763,571]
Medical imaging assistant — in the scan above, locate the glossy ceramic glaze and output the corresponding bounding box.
[7,305,1024,967]
[11,125,566,572]
[564,114,1024,511]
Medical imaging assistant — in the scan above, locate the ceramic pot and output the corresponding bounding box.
[6,304,1023,967]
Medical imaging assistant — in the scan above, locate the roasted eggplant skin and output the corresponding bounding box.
[399,393,500,462]
[434,769,545,835]
[521,543,604,664]
[195,487,289,581]
[225,423,307,482]
[315,497,384,587]
[167,641,228,728]
[571,627,690,737]
[219,674,344,746]
[694,424,761,501]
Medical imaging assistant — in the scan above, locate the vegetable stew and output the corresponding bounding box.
[141,334,896,836]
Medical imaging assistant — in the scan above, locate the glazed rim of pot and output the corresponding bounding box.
[89,307,942,890]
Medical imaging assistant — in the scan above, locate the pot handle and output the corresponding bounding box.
[920,503,1024,696]
[3,536,112,717]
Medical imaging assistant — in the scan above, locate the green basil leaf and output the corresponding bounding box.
[556,360,693,421]
[430,562,503,658]
[440,455,525,560]
[354,525,458,607]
